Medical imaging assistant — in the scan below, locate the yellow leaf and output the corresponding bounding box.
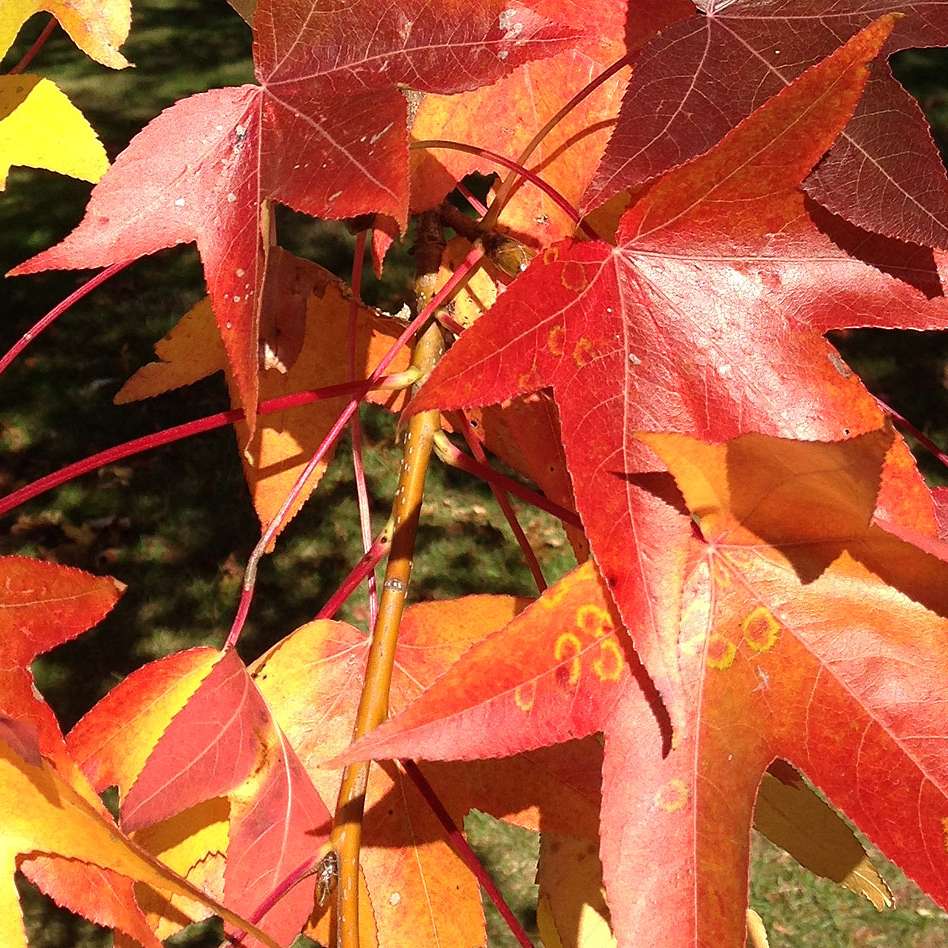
[0,2,130,68]
[0,735,277,948]
[0,75,107,189]
[131,798,229,940]
[117,249,412,537]
[756,768,892,910]
[537,833,616,948]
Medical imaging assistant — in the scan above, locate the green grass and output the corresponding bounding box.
[2,4,948,946]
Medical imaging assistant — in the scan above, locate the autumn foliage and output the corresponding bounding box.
[2,2,948,947]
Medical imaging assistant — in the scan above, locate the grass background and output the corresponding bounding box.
[1,2,948,945]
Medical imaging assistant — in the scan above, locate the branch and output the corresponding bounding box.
[331,212,446,948]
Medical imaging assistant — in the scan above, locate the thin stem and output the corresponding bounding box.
[457,413,546,592]
[482,54,629,231]
[316,523,393,620]
[332,213,446,948]
[349,230,378,630]
[0,262,130,376]
[874,395,948,470]
[455,180,489,217]
[412,139,598,240]
[226,856,320,946]
[0,375,417,520]
[433,431,581,529]
[223,242,485,652]
[400,760,534,948]
[8,15,58,74]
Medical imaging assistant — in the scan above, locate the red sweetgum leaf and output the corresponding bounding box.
[408,16,948,725]
[68,646,330,947]
[585,0,948,248]
[336,426,948,946]
[116,248,412,539]
[10,0,578,428]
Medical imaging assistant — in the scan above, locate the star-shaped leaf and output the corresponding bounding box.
[11,0,578,425]
[335,426,948,946]
[408,16,948,721]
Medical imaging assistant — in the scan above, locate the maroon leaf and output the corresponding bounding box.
[586,0,948,248]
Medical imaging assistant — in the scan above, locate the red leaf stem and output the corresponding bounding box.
[400,759,534,948]
[0,376,412,519]
[224,243,486,651]
[874,395,948,470]
[455,180,489,217]
[0,262,130,376]
[412,139,598,240]
[483,52,629,230]
[7,15,58,74]
[349,230,378,630]
[433,431,581,529]
[457,413,547,592]
[316,523,393,621]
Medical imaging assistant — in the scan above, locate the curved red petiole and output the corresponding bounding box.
[0,376,414,519]
[0,262,131,376]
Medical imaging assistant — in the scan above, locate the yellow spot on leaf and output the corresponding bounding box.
[576,604,612,638]
[554,632,583,686]
[593,639,624,681]
[742,606,780,652]
[706,633,737,670]
[654,778,689,813]
[942,816,948,854]
[572,337,595,368]
[546,325,565,357]
[514,681,536,711]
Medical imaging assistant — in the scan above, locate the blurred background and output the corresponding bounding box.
[1,2,947,945]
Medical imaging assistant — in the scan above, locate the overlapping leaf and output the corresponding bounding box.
[410,0,630,247]
[0,1,130,69]
[409,17,948,722]
[116,248,411,536]
[0,727,277,948]
[10,0,578,426]
[68,647,330,947]
[336,426,948,946]
[67,595,601,947]
[585,0,948,248]
[253,597,601,947]
[0,75,107,189]
[0,558,261,947]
